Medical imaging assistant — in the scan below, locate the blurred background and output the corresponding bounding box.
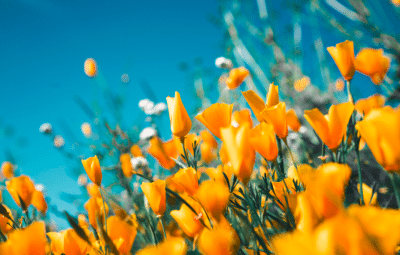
[1,0,399,229]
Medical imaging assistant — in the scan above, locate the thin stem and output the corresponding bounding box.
[100,187,108,234]
[356,146,364,205]
[389,173,400,208]
[283,139,303,184]
[159,216,167,240]
[346,80,354,104]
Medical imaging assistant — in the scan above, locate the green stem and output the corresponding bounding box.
[100,187,108,234]
[346,80,354,104]
[355,147,364,205]
[283,139,303,184]
[389,173,400,208]
[159,216,167,240]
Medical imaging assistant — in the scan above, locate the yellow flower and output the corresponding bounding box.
[1,161,14,179]
[356,107,400,172]
[7,175,36,209]
[304,102,354,151]
[107,216,137,255]
[31,190,47,214]
[195,103,233,139]
[81,155,102,186]
[327,40,356,80]
[357,183,377,206]
[172,167,199,196]
[147,137,177,170]
[136,237,187,255]
[84,58,98,77]
[84,196,109,229]
[167,91,192,138]
[354,94,385,116]
[48,229,90,255]
[250,122,278,162]
[225,67,249,89]
[141,180,166,216]
[197,218,240,255]
[261,102,288,139]
[286,109,301,132]
[355,48,391,84]
[195,180,230,220]
[220,123,255,184]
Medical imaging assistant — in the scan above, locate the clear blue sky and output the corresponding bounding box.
[0,0,222,228]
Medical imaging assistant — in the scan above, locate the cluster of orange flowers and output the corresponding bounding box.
[0,40,397,255]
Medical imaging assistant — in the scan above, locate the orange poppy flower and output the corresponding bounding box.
[355,48,391,84]
[120,153,133,178]
[81,155,102,186]
[136,237,187,255]
[1,161,14,179]
[195,103,233,139]
[357,183,377,206]
[147,137,177,170]
[172,167,199,196]
[232,109,253,128]
[0,204,13,234]
[130,145,143,157]
[356,107,400,172]
[167,91,192,138]
[225,67,249,89]
[250,122,278,162]
[84,197,109,229]
[170,203,204,238]
[31,190,47,214]
[286,109,301,132]
[304,102,354,151]
[195,180,230,220]
[200,130,218,163]
[7,175,36,209]
[84,58,97,77]
[220,123,255,184]
[107,216,137,255]
[141,180,166,216]
[48,229,90,255]
[327,40,356,80]
[355,94,385,116]
[174,133,201,157]
[261,102,288,139]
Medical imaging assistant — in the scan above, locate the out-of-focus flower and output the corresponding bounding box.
[294,76,310,92]
[261,102,288,139]
[84,58,98,77]
[130,156,148,169]
[1,161,14,179]
[286,109,301,132]
[170,203,204,238]
[167,91,192,138]
[393,0,400,6]
[81,155,102,186]
[136,237,187,255]
[221,123,255,184]
[107,216,137,255]
[87,183,101,198]
[174,133,201,157]
[250,122,278,162]
[31,190,47,214]
[53,135,65,148]
[147,137,177,169]
[327,40,355,80]
[120,153,133,178]
[121,73,129,83]
[215,56,233,69]
[0,204,13,234]
[139,127,157,140]
[130,145,143,157]
[357,183,377,206]
[84,197,109,229]
[0,221,46,255]
[141,180,166,216]
[39,123,52,134]
[200,130,218,163]
[138,99,155,114]
[355,94,385,116]
[356,107,400,172]
[195,180,230,220]
[195,103,233,139]
[77,174,88,186]
[225,67,249,89]
[78,214,88,228]
[197,218,240,255]
[7,175,36,209]
[48,229,90,255]
[335,78,345,91]
[172,167,199,196]
[355,48,391,85]
[153,102,167,115]
[80,122,92,138]
[304,102,354,151]
[232,109,253,128]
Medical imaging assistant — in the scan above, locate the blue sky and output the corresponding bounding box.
[0,0,222,228]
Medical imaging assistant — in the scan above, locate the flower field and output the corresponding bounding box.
[1,0,400,254]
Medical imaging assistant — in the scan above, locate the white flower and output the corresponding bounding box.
[139,99,154,115]
[130,156,148,169]
[139,127,157,140]
[39,123,52,134]
[35,184,45,192]
[215,57,233,69]
[53,135,65,148]
[78,174,88,186]
[153,102,167,115]
[81,122,92,138]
